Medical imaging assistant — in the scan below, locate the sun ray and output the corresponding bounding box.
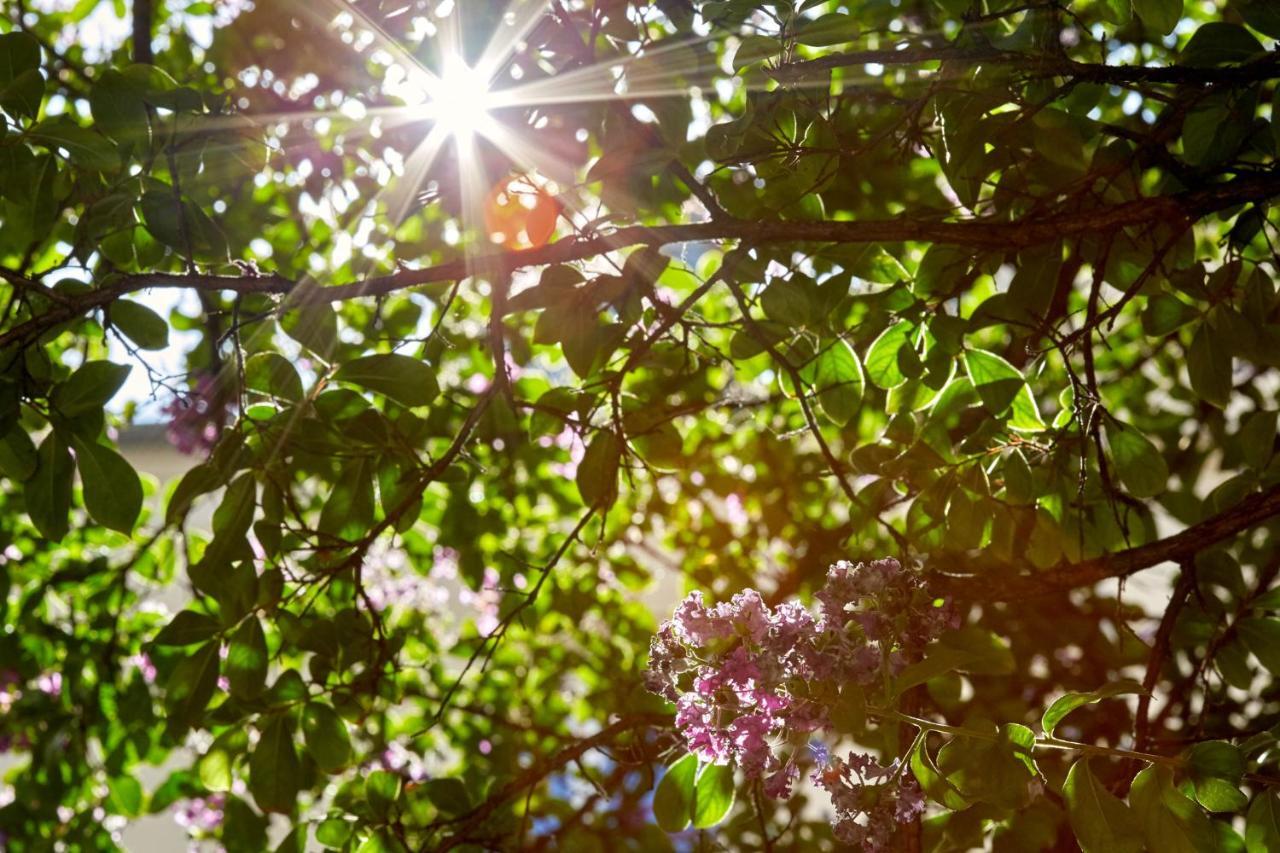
[472,0,552,84]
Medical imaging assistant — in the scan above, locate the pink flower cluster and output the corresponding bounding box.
[164,372,230,456]
[175,794,225,834]
[814,751,925,849]
[645,558,955,846]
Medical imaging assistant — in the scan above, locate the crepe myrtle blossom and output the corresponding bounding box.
[646,558,956,841]
[175,794,225,834]
[814,752,926,851]
[164,372,232,456]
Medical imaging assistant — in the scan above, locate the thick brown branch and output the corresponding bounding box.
[775,44,1280,88]
[4,171,1280,351]
[1134,564,1195,751]
[433,712,668,850]
[932,482,1280,601]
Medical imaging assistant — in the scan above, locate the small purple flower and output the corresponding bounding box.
[175,794,225,834]
[672,591,734,644]
[36,672,61,698]
[764,761,799,799]
[164,373,230,457]
[645,557,953,840]
[728,712,777,777]
[729,590,770,643]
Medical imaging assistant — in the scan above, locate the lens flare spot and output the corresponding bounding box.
[484,174,561,249]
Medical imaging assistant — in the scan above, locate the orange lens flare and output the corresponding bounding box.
[483,174,561,249]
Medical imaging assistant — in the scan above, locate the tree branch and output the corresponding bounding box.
[774,44,1280,88]
[6,171,1280,352]
[132,0,153,64]
[433,712,668,850]
[932,482,1280,601]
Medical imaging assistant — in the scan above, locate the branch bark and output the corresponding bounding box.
[433,712,668,850]
[931,482,1280,601]
[774,44,1280,88]
[6,170,1280,351]
[132,0,152,64]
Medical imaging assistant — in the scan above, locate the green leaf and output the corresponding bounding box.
[1182,89,1256,166]
[139,188,228,262]
[198,743,234,792]
[1133,0,1183,35]
[26,432,74,540]
[109,299,169,350]
[88,69,150,145]
[1233,0,1280,39]
[911,737,970,810]
[936,723,1039,810]
[1187,322,1233,409]
[1253,588,1280,610]
[249,714,301,814]
[1239,410,1277,472]
[194,473,257,582]
[421,778,471,816]
[1190,776,1248,813]
[865,321,915,389]
[316,819,354,849]
[106,776,144,818]
[245,352,304,402]
[318,456,375,541]
[280,304,338,360]
[335,353,439,408]
[1104,424,1170,498]
[302,702,352,773]
[965,349,1028,419]
[1064,758,1144,853]
[0,68,44,121]
[1142,294,1197,337]
[577,430,622,509]
[895,627,1015,694]
[732,35,778,73]
[366,770,402,819]
[1180,22,1265,67]
[1183,741,1247,812]
[50,360,131,416]
[1238,618,1280,674]
[0,32,41,84]
[1187,740,1245,782]
[28,116,121,171]
[796,12,859,46]
[166,461,224,526]
[654,752,698,832]
[153,609,221,646]
[164,640,220,729]
[814,339,865,426]
[1130,765,1219,853]
[1247,793,1280,853]
[760,280,812,327]
[355,831,399,853]
[70,434,143,533]
[0,425,38,481]
[226,617,268,700]
[692,763,736,828]
[1042,680,1146,737]
[839,243,908,284]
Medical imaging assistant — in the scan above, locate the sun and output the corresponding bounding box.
[419,58,496,144]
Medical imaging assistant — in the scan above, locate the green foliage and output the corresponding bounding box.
[1064,758,1144,853]
[653,753,735,832]
[1042,680,1146,737]
[2,0,1280,849]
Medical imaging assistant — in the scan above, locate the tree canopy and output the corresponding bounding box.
[3,0,1280,849]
